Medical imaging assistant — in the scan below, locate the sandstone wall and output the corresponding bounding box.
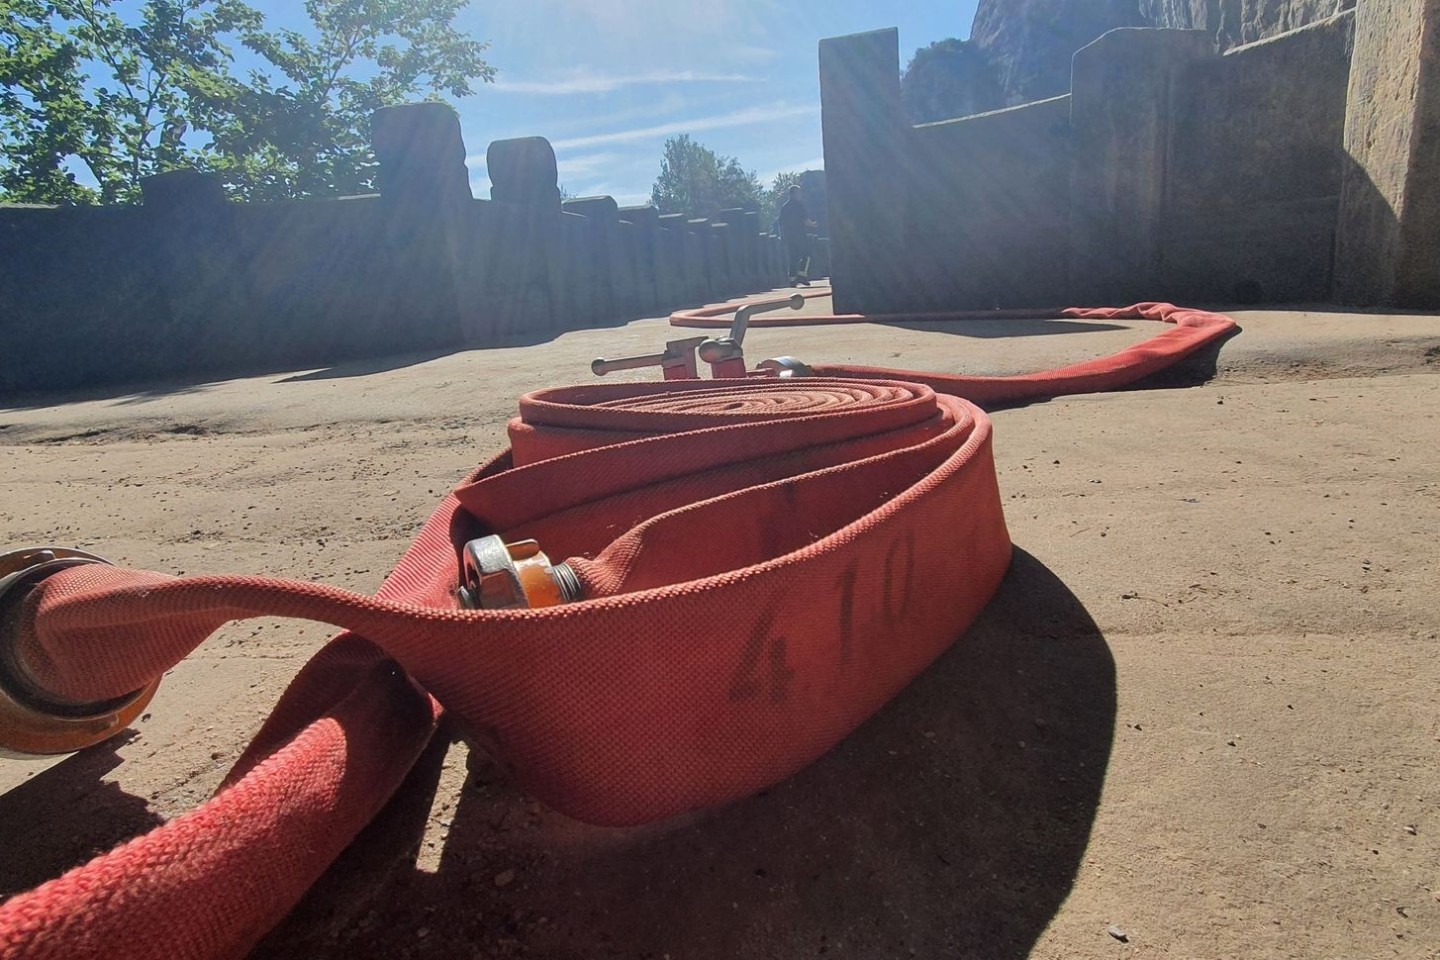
[1161,13,1355,302]
[907,97,1073,310]
[935,0,1356,115]
[1140,0,1352,46]
[0,106,789,396]
[1335,0,1440,305]
[823,9,1440,311]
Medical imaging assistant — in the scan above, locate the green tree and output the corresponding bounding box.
[2,0,258,203]
[0,0,494,204]
[199,0,493,200]
[650,133,760,218]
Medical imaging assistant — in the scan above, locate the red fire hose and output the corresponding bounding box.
[0,301,1235,959]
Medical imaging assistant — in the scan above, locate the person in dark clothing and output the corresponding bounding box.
[778,184,813,286]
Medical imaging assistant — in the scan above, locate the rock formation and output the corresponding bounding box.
[969,0,1146,107]
[900,0,1356,121]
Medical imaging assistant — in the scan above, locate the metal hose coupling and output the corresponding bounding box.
[458,536,583,611]
[0,548,161,758]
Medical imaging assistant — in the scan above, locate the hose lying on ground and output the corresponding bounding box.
[0,301,1236,960]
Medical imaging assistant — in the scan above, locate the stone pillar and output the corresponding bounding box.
[1335,0,1440,306]
[554,210,608,328]
[716,207,762,289]
[710,221,735,296]
[662,213,706,302]
[371,103,472,205]
[742,210,763,286]
[715,208,750,294]
[137,170,241,371]
[140,169,227,211]
[487,136,562,210]
[367,104,474,348]
[482,137,564,336]
[1069,28,1213,304]
[619,205,665,312]
[686,218,719,299]
[819,28,910,313]
[563,196,637,322]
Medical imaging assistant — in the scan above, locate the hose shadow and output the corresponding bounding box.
[1124,320,1244,391]
[0,733,164,899]
[878,317,1129,338]
[263,547,1114,959]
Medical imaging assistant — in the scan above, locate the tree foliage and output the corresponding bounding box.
[650,134,761,219]
[900,38,1004,125]
[0,0,493,203]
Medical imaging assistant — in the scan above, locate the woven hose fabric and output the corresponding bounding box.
[0,303,1236,960]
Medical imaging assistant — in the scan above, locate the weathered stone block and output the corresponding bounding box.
[140,170,227,212]
[487,137,561,209]
[1335,0,1440,306]
[371,103,471,205]
[819,29,909,313]
[473,197,560,338]
[1162,13,1354,303]
[618,205,664,312]
[1069,28,1213,303]
[908,96,1072,309]
[563,195,642,322]
[661,213,707,302]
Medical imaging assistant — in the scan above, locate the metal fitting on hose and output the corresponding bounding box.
[757,356,814,377]
[0,548,160,758]
[458,536,583,610]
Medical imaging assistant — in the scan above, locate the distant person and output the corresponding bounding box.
[778,184,814,286]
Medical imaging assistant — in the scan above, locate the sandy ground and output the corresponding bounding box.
[1,289,1438,959]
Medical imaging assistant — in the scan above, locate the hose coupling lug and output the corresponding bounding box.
[0,547,160,758]
[458,536,583,610]
[756,356,815,378]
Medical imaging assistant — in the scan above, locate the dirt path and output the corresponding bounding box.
[2,293,1438,958]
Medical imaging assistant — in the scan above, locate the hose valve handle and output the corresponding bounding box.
[697,293,806,366]
[592,336,708,380]
[0,547,160,758]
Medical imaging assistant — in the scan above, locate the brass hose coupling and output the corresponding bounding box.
[0,548,160,758]
[457,536,583,610]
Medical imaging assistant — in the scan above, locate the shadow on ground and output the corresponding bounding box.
[0,357,448,413]
[0,733,163,899]
[256,547,1116,959]
[0,306,665,411]
[276,349,460,383]
[879,317,1128,338]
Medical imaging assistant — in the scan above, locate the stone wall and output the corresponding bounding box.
[927,0,1353,118]
[823,7,1440,311]
[1162,14,1355,302]
[908,96,1073,310]
[0,105,789,395]
[1140,0,1352,47]
[1335,0,1440,306]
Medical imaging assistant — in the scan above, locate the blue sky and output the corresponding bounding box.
[258,0,980,204]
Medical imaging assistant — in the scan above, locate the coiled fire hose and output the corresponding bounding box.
[0,301,1234,960]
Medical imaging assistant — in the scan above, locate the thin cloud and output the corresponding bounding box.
[494,69,758,95]
[756,157,825,186]
[556,151,627,179]
[550,102,817,151]
[731,44,780,62]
